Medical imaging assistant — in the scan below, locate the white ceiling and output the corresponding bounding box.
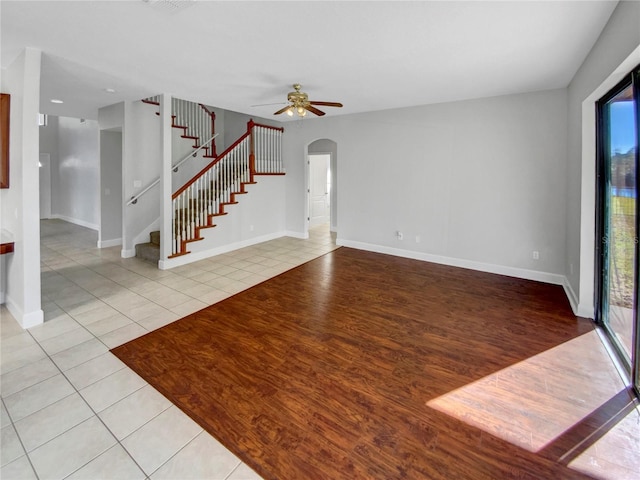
[1,0,618,121]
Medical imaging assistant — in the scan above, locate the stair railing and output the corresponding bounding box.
[126,133,219,206]
[170,121,284,256]
[142,96,218,157]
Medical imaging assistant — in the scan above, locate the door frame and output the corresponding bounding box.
[595,64,640,397]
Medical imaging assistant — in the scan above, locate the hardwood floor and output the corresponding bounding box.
[113,247,639,479]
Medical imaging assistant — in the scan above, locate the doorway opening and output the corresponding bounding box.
[307,139,337,241]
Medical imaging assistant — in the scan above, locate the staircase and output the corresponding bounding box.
[135,230,160,264]
[131,97,284,265]
[141,96,218,158]
[170,120,284,258]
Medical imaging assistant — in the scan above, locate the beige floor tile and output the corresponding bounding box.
[121,406,202,475]
[1,331,38,354]
[239,274,270,287]
[137,311,180,332]
[198,289,231,305]
[28,315,81,342]
[0,455,38,480]
[98,323,147,349]
[3,374,74,422]
[0,402,10,428]
[83,313,133,337]
[151,292,194,309]
[14,393,94,452]
[0,357,59,398]
[228,260,253,270]
[225,269,254,281]
[64,352,127,390]
[219,281,248,295]
[150,431,241,480]
[208,264,238,276]
[66,444,146,480]
[80,368,147,413]
[0,307,26,340]
[186,271,221,284]
[63,298,107,317]
[29,416,116,480]
[39,327,94,356]
[72,304,121,326]
[1,424,25,467]
[227,462,263,480]
[169,299,209,317]
[124,302,171,322]
[99,384,172,440]
[51,338,109,371]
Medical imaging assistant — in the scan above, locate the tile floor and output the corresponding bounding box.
[1,219,338,480]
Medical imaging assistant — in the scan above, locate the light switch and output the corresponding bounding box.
[134,180,142,188]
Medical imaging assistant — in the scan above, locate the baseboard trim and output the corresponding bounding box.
[159,231,287,270]
[51,214,99,231]
[337,239,566,286]
[286,230,309,240]
[98,238,121,248]
[4,296,43,328]
[121,249,136,258]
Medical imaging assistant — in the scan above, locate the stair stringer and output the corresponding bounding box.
[160,175,286,270]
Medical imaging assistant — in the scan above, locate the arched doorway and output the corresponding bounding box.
[307,139,337,238]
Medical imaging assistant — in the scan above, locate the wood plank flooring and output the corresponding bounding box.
[112,247,627,479]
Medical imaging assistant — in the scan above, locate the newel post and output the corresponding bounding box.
[248,119,256,180]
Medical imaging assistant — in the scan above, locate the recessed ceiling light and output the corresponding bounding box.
[104,88,116,94]
[50,99,64,104]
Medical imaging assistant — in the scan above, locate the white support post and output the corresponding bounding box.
[159,94,173,266]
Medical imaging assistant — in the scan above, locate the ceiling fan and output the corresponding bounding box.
[273,84,343,117]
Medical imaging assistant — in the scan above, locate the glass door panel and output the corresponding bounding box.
[602,83,636,364]
[597,68,639,397]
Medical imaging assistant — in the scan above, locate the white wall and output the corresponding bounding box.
[98,102,125,247]
[99,130,122,246]
[565,0,640,317]
[122,100,162,255]
[39,115,59,194]
[0,48,43,327]
[283,88,569,284]
[160,175,286,269]
[53,117,100,229]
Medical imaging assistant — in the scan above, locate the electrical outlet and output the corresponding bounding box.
[396,231,403,240]
[532,251,539,260]
[249,225,254,232]
[415,235,421,243]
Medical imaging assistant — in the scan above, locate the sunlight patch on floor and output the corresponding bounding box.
[426,330,639,479]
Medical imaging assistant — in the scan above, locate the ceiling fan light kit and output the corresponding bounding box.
[274,83,343,118]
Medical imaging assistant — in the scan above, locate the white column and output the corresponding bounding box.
[159,94,173,267]
[0,47,43,327]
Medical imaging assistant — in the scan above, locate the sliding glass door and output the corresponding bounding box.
[596,66,640,396]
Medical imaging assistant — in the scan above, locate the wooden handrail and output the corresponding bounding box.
[172,121,278,200]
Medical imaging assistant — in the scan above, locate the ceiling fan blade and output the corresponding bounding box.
[305,105,326,116]
[251,102,286,107]
[273,105,292,115]
[309,101,343,108]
